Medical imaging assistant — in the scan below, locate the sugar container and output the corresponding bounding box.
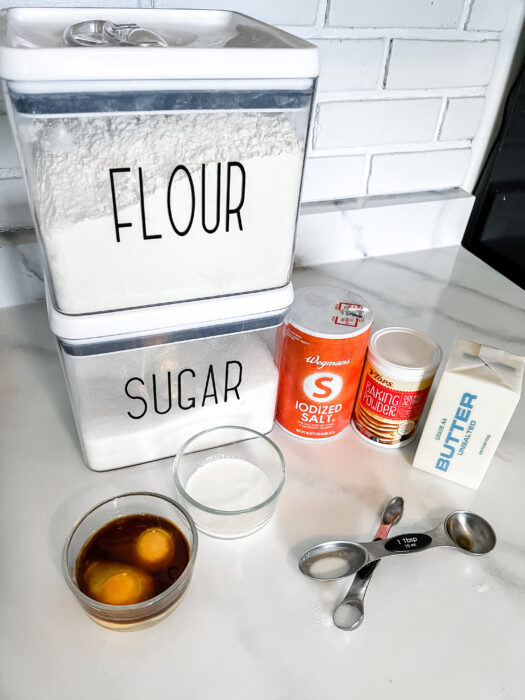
[0,8,317,315]
[48,284,293,471]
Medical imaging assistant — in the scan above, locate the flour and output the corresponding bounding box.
[185,456,274,511]
[28,111,304,314]
[60,327,279,471]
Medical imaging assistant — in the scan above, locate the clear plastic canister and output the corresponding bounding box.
[48,282,293,471]
[1,8,318,315]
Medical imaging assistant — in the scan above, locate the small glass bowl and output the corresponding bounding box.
[173,426,286,539]
[62,492,198,629]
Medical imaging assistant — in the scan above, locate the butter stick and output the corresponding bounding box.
[412,338,524,489]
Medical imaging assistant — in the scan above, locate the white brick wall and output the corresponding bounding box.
[313,39,384,91]
[327,0,465,29]
[315,98,442,149]
[0,1,143,7]
[467,0,513,31]
[301,155,365,201]
[385,39,499,89]
[154,0,319,26]
[0,0,522,227]
[439,97,486,140]
[304,0,519,203]
[368,149,471,194]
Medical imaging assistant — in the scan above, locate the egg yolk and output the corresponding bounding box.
[84,561,155,606]
[135,527,175,571]
[100,572,142,606]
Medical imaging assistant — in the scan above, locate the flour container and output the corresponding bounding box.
[48,284,293,471]
[0,8,318,315]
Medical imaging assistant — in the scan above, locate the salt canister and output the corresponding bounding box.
[352,327,442,448]
[275,286,373,440]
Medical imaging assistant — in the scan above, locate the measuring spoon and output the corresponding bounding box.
[333,496,404,631]
[299,510,496,581]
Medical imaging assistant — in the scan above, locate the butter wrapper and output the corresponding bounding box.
[412,338,524,489]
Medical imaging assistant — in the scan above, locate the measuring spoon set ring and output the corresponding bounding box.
[298,505,496,629]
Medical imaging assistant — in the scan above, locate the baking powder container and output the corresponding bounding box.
[275,286,373,440]
[351,327,442,448]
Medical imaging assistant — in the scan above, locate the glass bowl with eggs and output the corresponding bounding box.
[62,492,198,629]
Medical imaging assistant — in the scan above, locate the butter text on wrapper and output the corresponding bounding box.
[435,392,477,471]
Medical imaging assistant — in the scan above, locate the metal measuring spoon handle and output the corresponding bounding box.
[364,510,497,561]
[332,541,382,631]
[299,511,496,581]
[301,524,448,581]
[363,523,448,560]
[333,497,403,630]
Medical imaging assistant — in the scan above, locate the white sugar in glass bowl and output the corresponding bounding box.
[173,426,285,539]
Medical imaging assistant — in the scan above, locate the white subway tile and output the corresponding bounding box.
[315,98,441,150]
[0,179,32,229]
[0,1,142,7]
[440,97,485,141]
[368,149,471,194]
[328,0,464,28]
[386,40,499,89]
[153,0,318,26]
[467,0,512,31]
[301,156,365,201]
[313,39,383,91]
[0,117,20,171]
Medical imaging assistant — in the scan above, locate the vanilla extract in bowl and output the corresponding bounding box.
[76,514,190,606]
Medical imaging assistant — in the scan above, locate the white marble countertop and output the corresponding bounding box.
[1,245,525,700]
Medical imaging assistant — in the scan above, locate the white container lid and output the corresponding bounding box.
[368,327,442,381]
[289,285,373,339]
[47,281,294,344]
[0,8,319,81]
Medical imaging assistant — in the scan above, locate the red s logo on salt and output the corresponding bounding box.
[303,372,343,403]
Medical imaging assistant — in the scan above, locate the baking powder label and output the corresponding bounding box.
[276,323,370,439]
[352,359,434,445]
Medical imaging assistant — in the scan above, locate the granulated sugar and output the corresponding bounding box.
[29,111,303,314]
[185,457,274,511]
[60,328,279,470]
